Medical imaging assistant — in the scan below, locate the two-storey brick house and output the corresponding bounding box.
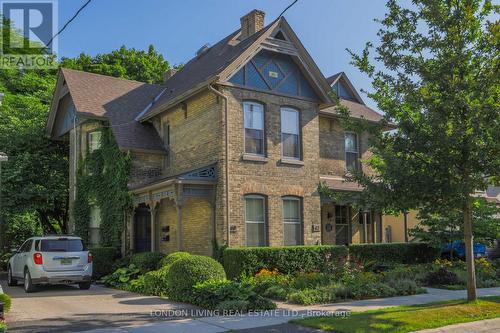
[47,10,392,256]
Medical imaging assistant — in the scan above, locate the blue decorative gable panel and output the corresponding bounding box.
[179,164,217,181]
[229,50,319,100]
[333,81,356,101]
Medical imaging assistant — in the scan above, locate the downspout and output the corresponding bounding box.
[208,84,230,247]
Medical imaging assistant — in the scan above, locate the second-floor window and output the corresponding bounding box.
[345,132,359,171]
[243,101,264,155]
[88,131,102,152]
[281,107,300,159]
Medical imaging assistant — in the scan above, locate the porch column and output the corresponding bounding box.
[363,211,368,244]
[403,211,409,243]
[175,184,184,251]
[373,211,377,243]
[379,213,383,243]
[149,202,159,252]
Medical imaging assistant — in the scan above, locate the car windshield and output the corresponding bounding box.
[40,239,85,252]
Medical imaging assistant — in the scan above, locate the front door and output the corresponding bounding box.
[335,205,349,246]
[134,207,151,252]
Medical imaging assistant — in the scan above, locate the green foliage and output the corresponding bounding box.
[129,252,165,273]
[101,264,141,287]
[349,243,441,265]
[0,293,12,313]
[190,279,276,311]
[90,247,119,279]
[159,251,191,267]
[410,198,500,247]
[425,267,460,286]
[222,245,348,279]
[167,255,226,302]
[73,127,131,247]
[60,45,170,84]
[288,286,338,305]
[143,265,171,296]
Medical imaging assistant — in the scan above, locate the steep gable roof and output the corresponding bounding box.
[140,17,333,121]
[47,68,166,153]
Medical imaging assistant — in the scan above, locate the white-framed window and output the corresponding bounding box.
[281,107,300,159]
[88,131,102,152]
[282,196,302,246]
[245,194,266,247]
[243,101,265,155]
[345,132,359,171]
[89,206,101,247]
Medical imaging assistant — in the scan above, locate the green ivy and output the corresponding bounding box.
[73,126,132,247]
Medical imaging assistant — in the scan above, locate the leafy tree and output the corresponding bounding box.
[344,0,499,301]
[60,45,170,84]
[410,198,500,247]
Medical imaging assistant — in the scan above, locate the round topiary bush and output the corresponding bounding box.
[160,251,191,267]
[167,255,226,301]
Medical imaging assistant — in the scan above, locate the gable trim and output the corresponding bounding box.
[330,72,365,105]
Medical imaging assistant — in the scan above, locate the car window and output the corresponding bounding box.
[34,240,40,251]
[21,240,33,252]
[40,239,86,252]
[17,241,28,253]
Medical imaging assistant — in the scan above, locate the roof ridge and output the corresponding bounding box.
[60,67,161,87]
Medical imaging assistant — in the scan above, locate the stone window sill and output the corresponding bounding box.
[280,158,304,166]
[242,154,268,163]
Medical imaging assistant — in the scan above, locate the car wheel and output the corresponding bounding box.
[7,266,17,286]
[24,269,36,293]
[78,282,91,290]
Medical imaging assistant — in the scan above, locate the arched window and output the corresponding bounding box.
[243,101,265,156]
[245,194,267,246]
[282,196,302,245]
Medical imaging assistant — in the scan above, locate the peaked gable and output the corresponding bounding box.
[326,72,364,105]
[228,49,319,100]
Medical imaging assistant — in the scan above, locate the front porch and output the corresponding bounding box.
[127,165,217,256]
[320,176,383,245]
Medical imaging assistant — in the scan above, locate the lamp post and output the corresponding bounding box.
[0,152,8,252]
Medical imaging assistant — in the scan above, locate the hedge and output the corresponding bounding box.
[90,247,120,279]
[130,252,165,273]
[348,242,441,265]
[223,245,348,279]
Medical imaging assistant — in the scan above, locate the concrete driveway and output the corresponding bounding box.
[0,278,197,333]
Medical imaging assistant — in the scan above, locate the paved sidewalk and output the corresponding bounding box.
[79,287,500,333]
[413,318,500,332]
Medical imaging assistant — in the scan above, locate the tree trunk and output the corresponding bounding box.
[463,196,477,301]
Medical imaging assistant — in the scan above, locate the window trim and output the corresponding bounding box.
[87,130,102,153]
[282,196,303,246]
[244,194,267,247]
[344,131,359,171]
[280,107,301,160]
[243,101,266,157]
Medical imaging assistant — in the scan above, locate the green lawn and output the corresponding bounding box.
[292,296,500,333]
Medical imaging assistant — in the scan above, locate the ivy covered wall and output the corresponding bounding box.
[73,126,132,247]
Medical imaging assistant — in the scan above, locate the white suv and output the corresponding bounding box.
[7,236,93,293]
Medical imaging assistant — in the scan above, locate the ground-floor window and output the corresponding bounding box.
[283,196,302,245]
[245,195,267,247]
[89,206,101,247]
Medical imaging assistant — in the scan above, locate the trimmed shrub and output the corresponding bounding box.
[0,293,12,313]
[159,252,191,267]
[90,247,119,279]
[143,265,171,296]
[349,243,440,265]
[223,245,348,279]
[167,255,226,301]
[130,252,165,273]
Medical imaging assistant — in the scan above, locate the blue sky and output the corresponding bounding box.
[57,0,388,109]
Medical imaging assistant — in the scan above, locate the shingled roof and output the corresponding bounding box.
[139,20,276,120]
[56,68,166,153]
[320,99,385,123]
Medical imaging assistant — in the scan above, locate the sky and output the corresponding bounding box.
[56,0,389,110]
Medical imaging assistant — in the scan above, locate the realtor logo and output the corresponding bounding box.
[0,0,58,68]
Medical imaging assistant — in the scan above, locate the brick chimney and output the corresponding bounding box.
[240,9,265,40]
[163,68,177,83]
